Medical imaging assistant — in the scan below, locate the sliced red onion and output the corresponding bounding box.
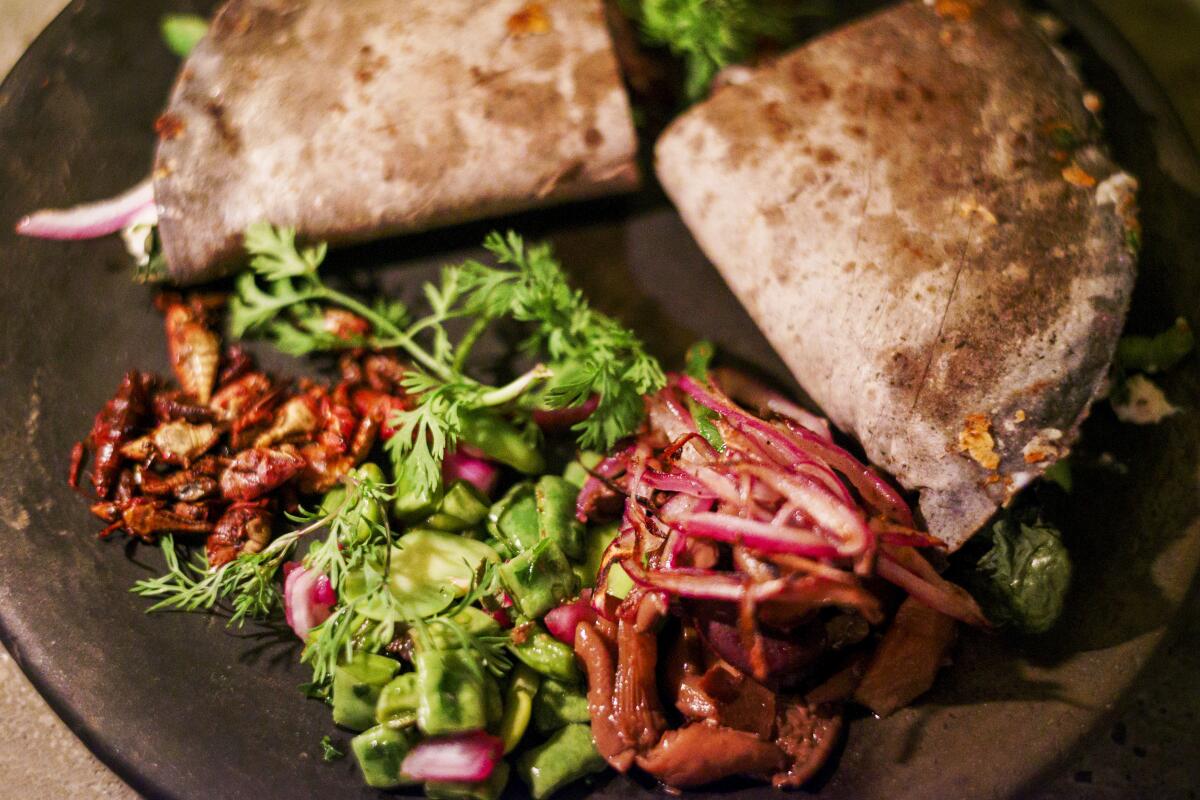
[401,732,504,783]
[544,596,598,644]
[640,469,715,497]
[876,549,989,627]
[575,447,630,522]
[679,374,913,527]
[592,526,636,615]
[648,389,703,461]
[283,562,334,640]
[793,461,854,505]
[658,493,712,524]
[312,574,336,606]
[621,560,749,601]
[533,395,598,431]
[679,512,840,558]
[661,431,720,462]
[737,466,870,557]
[442,448,499,497]
[15,177,155,240]
[777,420,914,526]
[712,367,833,441]
[871,521,946,550]
[678,375,822,467]
[690,466,742,505]
[624,444,651,500]
[763,551,863,586]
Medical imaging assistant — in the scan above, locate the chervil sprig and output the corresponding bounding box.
[621,0,813,101]
[231,222,665,499]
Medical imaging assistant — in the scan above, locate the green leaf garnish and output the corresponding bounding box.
[231,223,664,502]
[160,13,209,58]
[1116,317,1194,374]
[967,513,1072,634]
[683,340,725,452]
[621,0,819,101]
[320,735,344,761]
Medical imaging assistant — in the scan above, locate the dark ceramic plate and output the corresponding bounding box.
[1,2,1198,799]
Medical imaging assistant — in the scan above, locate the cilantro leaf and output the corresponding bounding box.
[622,0,810,101]
[231,223,664,506]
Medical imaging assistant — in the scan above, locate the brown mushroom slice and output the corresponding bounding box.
[772,699,844,788]
[634,722,787,788]
[613,615,667,752]
[574,621,635,772]
[853,596,958,718]
[154,0,639,283]
[655,0,1137,548]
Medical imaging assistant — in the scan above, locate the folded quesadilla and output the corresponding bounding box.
[152,0,638,283]
[655,0,1138,548]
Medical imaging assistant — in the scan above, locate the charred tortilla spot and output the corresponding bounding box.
[957,413,1000,471]
[815,146,839,165]
[1062,161,1097,187]
[573,50,614,105]
[507,1,551,37]
[761,102,792,141]
[485,79,567,135]
[203,99,241,154]
[155,112,186,141]
[935,0,975,22]
[353,43,387,84]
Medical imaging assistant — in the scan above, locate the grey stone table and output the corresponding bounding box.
[1,1,1197,798]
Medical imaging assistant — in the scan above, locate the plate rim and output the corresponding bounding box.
[0,2,1197,799]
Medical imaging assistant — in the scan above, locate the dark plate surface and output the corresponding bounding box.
[1,2,1198,799]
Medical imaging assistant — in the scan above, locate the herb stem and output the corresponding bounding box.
[321,287,455,382]
[478,364,551,407]
[452,317,490,373]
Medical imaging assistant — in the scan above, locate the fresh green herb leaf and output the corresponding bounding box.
[244,223,328,281]
[232,224,665,503]
[1042,459,1072,493]
[471,231,664,449]
[967,513,1071,634]
[419,561,512,679]
[296,473,403,686]
[621,0,815,101]
[160,13,209,58]
[300,681,330,701]
[1116,317,1194,374]
[683,340,725,452]
[320,735,345,761]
